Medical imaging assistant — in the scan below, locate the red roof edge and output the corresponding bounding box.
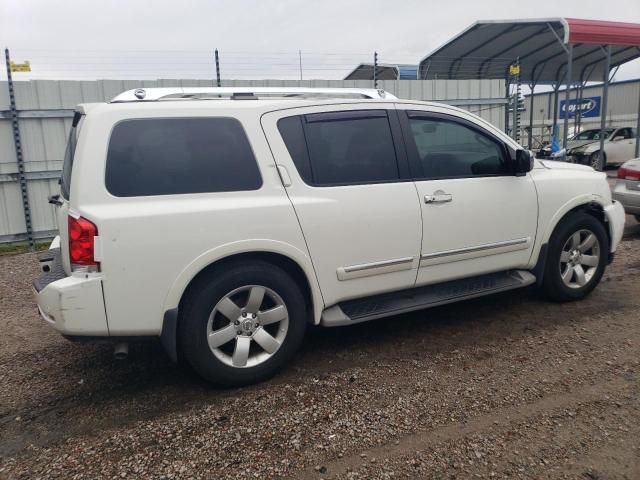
[566,18,640,46]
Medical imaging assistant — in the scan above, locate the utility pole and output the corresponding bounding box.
[4,48,34,250]
[298,50,303,81]
[373,51,378,89]
[214,49,221,87]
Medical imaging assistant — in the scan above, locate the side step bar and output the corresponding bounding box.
[320,270,536,327]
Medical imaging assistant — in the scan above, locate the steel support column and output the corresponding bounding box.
[598,46,612,163]
[552,84,560,137]
[4,48,34,250]
[562,44,573,149]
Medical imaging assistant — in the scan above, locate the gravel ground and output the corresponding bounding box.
[0,223,639,479]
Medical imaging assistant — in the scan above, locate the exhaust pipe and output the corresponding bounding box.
[113,342,128,360]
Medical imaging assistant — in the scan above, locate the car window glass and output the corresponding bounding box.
[106,118,262,197]
[279,111,400,186]
[408,117,506,178]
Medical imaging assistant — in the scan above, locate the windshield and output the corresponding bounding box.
[571,129,614,141]
[60,112,84,199]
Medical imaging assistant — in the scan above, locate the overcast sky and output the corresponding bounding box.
[1,0,640,82]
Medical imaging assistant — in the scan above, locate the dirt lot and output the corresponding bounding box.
[1,223,639,479]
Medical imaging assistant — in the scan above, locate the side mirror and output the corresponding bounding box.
[514,149,534,176]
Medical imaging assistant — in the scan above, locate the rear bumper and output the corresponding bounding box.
[33,245,109,336]
[604,200,626,252]
[612,181,640,215]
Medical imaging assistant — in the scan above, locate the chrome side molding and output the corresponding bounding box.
[337,256,415,281]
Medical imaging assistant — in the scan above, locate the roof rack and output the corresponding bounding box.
[110,87,397,103]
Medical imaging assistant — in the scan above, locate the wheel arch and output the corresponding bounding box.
[539,196,610,249]
[532,198,610,284]
[159,242,324,362]
[163,241,324,324]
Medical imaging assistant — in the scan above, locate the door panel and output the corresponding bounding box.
[261,105,422,306]
[396,107,538,286]
[415,176,537,285]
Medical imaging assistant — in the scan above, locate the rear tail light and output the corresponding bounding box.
[617,166,640,180]
[68,215,99,270]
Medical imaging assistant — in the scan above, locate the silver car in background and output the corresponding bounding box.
[613,158,640,221]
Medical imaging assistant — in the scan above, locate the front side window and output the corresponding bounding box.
[105,117,261,197]
[278,110,400,186]
[615,128,633,139]
[407,115,507,179]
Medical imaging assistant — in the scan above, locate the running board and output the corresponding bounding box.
[320,270,536,327]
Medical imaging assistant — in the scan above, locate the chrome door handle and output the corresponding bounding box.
[424,192,452,204]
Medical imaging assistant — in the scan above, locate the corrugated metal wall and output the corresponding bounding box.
[0,78,505,243]
[522,79,640,145]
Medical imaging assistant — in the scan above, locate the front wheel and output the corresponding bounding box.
[588,151,606,171]
[179,261,307,386]
[540,212,609,302]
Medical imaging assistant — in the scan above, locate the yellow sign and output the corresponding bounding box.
[509,64,520,76]
[10,61,31,72]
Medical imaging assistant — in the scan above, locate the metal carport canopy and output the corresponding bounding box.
[418,18,640,154]
[417,18,640,84]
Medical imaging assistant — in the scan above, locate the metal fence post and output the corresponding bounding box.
[635,84,640,158]
[215,49,221,87]
[373,51,378,89]
[504,70,510,135]
[4,48,34,250]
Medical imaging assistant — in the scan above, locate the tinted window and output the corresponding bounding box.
[278,110,399,186]
[61,112,84,199]
[106,118,261,197]
[615,128,633,139]
[408,117,506,178]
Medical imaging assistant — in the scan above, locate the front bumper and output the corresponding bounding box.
[604,200,626,252]
[33,243,109,336]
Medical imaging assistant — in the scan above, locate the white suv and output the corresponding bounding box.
[34,87,626,386]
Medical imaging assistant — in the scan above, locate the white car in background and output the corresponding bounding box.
[566,127,638,170]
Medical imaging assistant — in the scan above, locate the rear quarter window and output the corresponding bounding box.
[105,117,262,197]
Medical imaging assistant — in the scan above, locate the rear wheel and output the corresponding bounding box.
[179,261,307,386]
[540,212,609,301]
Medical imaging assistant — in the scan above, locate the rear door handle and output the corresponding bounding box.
[424,192,452,204]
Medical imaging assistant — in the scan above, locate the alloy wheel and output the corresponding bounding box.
[206,285,289,368]
[559,229,600,289]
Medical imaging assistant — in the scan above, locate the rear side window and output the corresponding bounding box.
[60,111,84,199]
[105,118,261,197]
[278,110,400,186]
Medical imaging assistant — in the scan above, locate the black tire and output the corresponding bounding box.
[179,261,307,387]
[588,151,606,171]
[635,215,640,223]
[540,211,609,302]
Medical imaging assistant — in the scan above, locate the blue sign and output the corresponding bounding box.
[559,96,601,119]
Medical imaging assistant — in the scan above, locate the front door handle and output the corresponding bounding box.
[424,191,452,204]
